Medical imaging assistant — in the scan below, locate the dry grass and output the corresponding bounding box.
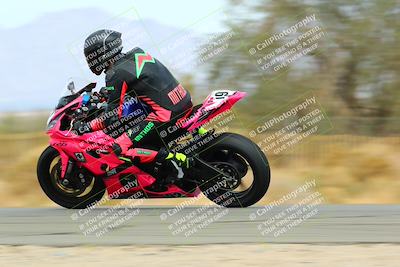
[265,135,400,204]
[0,133,399,207]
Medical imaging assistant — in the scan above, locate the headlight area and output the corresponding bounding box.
[46,114,62,131]
[46,119,59,130]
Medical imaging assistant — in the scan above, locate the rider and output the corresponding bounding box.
[78,29,194,178]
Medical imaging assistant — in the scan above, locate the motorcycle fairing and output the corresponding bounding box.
[46,88,246,199]
[182,90,246,131]
[47,97,200,198]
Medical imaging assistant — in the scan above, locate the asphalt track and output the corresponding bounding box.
[0,205,399,246]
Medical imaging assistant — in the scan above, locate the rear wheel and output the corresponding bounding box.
[37,146,106,209]
[198,133,270,207]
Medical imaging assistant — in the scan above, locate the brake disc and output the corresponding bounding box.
[210,162,241,190]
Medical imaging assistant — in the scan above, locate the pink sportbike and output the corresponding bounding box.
[37,81,270,208]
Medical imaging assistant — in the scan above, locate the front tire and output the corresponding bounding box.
[37,146,106,209]
[199,133,270,207]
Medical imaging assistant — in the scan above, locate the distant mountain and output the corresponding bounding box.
[0,8,206,112]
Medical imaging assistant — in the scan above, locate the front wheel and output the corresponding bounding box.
[198,133,271,207]
[37,146,106,209]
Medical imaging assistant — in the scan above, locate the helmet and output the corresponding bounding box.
[84,29,123,75]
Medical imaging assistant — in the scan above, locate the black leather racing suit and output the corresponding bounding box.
[90,47,193,152]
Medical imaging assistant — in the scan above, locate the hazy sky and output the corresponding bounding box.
[0,0,229,111]
[0,0,226,31]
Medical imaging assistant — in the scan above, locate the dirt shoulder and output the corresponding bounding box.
[1,244,399,267]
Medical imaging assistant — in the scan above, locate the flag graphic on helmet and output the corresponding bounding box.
[135,52,155,78]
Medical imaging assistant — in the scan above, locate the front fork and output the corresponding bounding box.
[52,146,86,190]
[52,146,70,179]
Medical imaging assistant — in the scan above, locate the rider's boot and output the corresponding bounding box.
[112,134,192,176]
[154,147,193,180]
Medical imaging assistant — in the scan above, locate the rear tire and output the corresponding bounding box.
[199,133,270,207]
[37,146,106,209]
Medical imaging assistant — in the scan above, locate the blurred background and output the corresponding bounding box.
[0,0,399,206]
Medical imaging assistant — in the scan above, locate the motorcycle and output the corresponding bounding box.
[37,80,270,209]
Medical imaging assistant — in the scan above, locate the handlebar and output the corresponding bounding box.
[76,82,97,95]
[71,84,108,123]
